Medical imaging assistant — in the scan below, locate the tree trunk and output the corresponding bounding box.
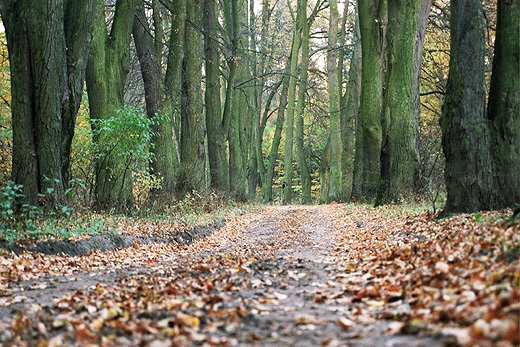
[223,0,248,201]
[439,0,493,215]
[178,0,206,193]
[377,0,430,204]
[339,2,361,202]
[327,0,344,202]
[132,2,177,194]
[204,0,229,192]
[86,0,136,211]
[247,0,259,201]
[1,0,92,210]
[295,0,312,204]
[487,0,520,208]
[282,1,303,205]
[352,0,386,202]
[261,77,288,202]
[255,0,271,198]
[164,0,186,170]
[62,0,94,187]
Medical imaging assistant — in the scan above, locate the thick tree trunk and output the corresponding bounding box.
[487,0,520,208]
[62,0,94,186]
[133,2,177,194]
[352,0,386,203]
[86,0,136,211]
[223,0,248,201]
[204,0,229,192]
[164,0,186,169]
[1,0,92,210]
[439,0,493,215]
[377,0,430,204]
[178,0,206,193]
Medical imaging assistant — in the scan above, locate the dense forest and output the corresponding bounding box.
[0,0,518,217]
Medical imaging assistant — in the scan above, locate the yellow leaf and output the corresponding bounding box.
[176,313,200,328]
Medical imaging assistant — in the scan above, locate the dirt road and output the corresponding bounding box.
[1,204,514,346]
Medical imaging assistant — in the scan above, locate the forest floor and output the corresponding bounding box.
[0,203,519,347]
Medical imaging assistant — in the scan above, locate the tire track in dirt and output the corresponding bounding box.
[219,205,453,347]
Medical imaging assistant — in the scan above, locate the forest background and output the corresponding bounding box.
[0,0,518,240]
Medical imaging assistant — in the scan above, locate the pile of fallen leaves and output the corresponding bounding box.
[0,204,518,347]
[326,204,519,347]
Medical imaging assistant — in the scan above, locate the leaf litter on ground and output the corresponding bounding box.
[0,203,518,347]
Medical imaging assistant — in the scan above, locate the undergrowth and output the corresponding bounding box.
[0,185,259,245]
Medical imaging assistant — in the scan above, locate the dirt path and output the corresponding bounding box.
[0,205,500,346]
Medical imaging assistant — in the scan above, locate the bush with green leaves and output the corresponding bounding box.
[91,106,154,171]
[90,106,165,205]
[0,181,44,244]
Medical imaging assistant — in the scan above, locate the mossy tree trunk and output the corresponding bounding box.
[295,0,312,204]
[164,0,186,171]
[132,1,177,194]
[223,0,248,201]
[1,0,93,210]
[439,0,493,215]
[327,0,344,202]
[339,3,361,202]
[261,77,288,202]
[255,0,271,200]
[204,0,229,193]
[178,0,206,193]
[487,0,520,208]
[352,0,386,203]
[86,0,136,211]
[282,0,303,205]
[377,0,431,204]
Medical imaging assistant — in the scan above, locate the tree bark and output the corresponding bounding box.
[377,0,431,204]
[86,0,136,211]
[164,0,186,169]
[439,0,493,215]
[282,0,303,205]
[204,0,229,192]
[132,1,177,194]
[178,0,206,193]
[352,0,386,203]
[295,0,312,204]
[261,77,288,202]
[339,2,361,202]
[487,0,520,208]
[327,0,344,202]
[223,0,248,201]
[1,0,92,210]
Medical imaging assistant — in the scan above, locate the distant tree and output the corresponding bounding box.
[327,0,344,202]
[204,0,229,192]
[282,0,303,205]
[0,0,93,209]
[223,0,248,200]
[132,0,177,195]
